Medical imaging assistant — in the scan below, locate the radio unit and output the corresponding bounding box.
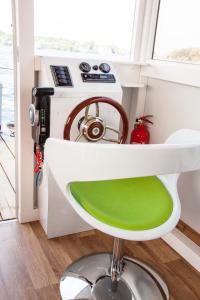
[81,73,116,83]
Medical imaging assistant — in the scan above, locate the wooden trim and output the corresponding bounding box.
[177,220,200,248]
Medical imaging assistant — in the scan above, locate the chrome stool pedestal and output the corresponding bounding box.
[60,238,169,300]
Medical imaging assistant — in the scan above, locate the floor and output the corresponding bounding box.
[0,221,200,300]
[0,125,15,220]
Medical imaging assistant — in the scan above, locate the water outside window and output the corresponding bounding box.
[0,0,16,221]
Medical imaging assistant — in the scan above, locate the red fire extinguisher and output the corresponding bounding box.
[130,115,153,144]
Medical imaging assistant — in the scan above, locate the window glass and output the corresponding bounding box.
[0,0,14,124]
[34,0,136,60]
[153,0,200,63]
[0,0,16,222]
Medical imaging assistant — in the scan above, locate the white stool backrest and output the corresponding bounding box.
[45,129,200,197]
[165,129,200,145]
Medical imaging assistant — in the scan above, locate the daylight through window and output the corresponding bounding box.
[153,0,200,64]
[34,0,136,60]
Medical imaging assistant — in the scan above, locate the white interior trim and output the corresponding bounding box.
[140,0,160,61]
[121,83,145,88]
[14,0,38,222]
[130,0,147,62]
[163,228,200,272]
[11,0,18,218]
[142,60,200,88]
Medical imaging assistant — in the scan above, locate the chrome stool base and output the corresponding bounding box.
[60,253,169,300]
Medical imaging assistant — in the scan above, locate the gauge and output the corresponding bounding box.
[99,63,111,73]
[79,62,91,73]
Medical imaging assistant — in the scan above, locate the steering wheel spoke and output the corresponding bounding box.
[85,105,90,119]
[95,103,100,117]
[85,103,99,119]
[102,137,119,143]
[75,132,83,142]
[104,125,120,142]
[106,125,120,134]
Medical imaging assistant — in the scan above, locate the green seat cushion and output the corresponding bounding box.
[69,176,173,231]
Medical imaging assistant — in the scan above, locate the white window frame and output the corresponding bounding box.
[141,0,200,88]
[13,0,37,222]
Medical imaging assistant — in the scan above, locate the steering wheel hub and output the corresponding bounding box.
[79,116,106,142]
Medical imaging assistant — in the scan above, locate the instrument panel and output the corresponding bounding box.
[51,61,116,86]
[51,65,73,87]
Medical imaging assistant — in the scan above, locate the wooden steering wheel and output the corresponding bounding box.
[63,97,129,144]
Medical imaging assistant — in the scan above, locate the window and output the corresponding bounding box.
[153,0,200,64]
[34,0,136,60]
[0,0,14,125]
[0,0,16,221]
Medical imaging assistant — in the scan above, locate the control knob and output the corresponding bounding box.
[93,65,98,71]
[99,63,111,73]
[79,62,91,73]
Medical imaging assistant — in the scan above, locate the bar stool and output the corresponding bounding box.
[45,129,200,300]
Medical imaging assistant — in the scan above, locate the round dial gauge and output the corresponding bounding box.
[99,63,111,73]
[79,62,91,73]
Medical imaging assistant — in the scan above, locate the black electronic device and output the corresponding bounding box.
[93,65,98,71]
[51,65,73,87]
[79,62,91,73]
[99,63,111,73]
[29,87,54,151]
[81,73,116,83]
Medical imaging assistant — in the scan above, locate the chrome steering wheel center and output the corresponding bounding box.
[72,102,121,143]
[79,116,106,142]
[92,127,100,136]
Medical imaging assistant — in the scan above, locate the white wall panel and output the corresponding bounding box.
[144,78,200,232]
[14,0,38,222]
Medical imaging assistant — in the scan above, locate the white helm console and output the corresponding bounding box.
[32,56,123,143]
[31,56,124,238]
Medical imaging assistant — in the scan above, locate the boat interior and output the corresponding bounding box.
[1,0,200,299]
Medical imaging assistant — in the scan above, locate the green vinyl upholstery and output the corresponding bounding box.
[69,176,173,231]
